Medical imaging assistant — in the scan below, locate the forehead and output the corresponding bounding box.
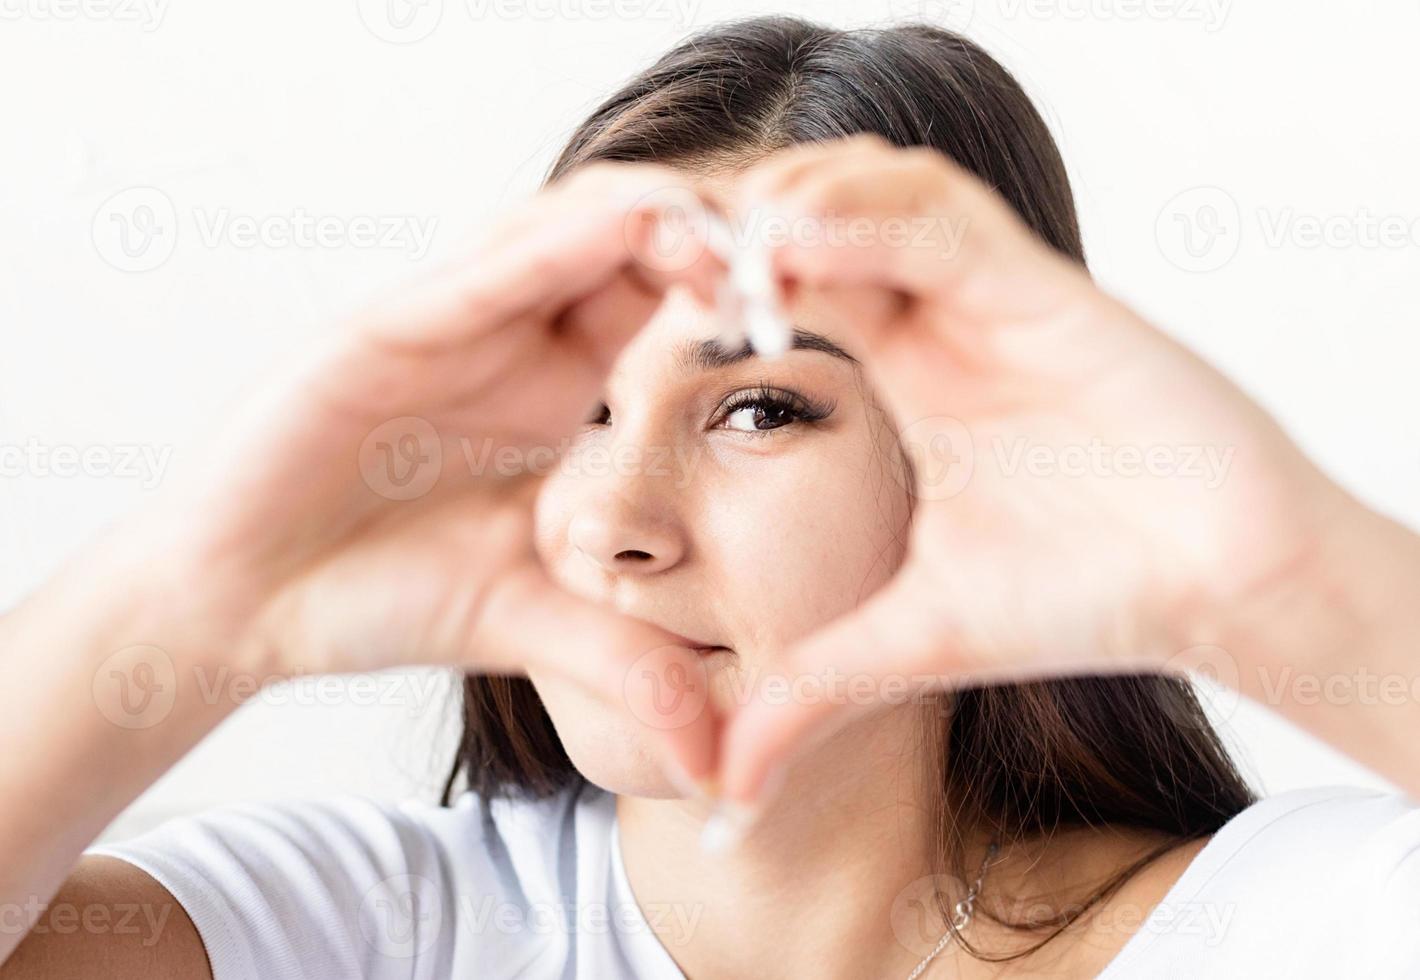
[609,287,738,391]
[691,166,741,211]
[616,285,862,381]
[616,165,731,358]
[618,285,719,367]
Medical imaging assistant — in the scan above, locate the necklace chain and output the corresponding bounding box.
[904,843,1000,980]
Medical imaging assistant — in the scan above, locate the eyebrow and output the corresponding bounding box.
[674,328,859,373]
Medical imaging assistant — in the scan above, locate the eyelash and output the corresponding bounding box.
[585,386,835,434]
[712,385,835,434]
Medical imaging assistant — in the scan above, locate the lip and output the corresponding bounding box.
[696,647,737,668]
[660,629,735,657]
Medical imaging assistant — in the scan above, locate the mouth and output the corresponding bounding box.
[661,630,737,660]
[690,646,737,675]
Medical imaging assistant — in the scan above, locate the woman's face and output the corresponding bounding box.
[529,266,913,798]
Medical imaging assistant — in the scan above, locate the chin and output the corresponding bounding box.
[527,673,683,799]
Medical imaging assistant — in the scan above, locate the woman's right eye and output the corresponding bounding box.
[586,402,611,426]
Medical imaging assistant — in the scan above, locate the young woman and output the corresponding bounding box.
[4,16,1420,979]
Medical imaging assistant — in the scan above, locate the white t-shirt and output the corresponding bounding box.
[87,782,1420,978]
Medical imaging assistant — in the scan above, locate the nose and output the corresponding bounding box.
[567,491,687,576]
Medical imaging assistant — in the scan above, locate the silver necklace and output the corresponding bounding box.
[905,843,1000,980]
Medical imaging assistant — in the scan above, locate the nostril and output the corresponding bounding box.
[614,549,654,562]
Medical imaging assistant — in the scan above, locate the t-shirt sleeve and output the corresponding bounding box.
[1353,791,1420,975]
[1095,785,1420,978]
[85,795,476,980]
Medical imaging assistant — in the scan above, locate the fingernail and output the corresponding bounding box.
[697,759,788,853]
[699,801,760,854]
[663,758,718,803]
[744,301,792,359]
[712,275,747,346]
[703,212,737,262]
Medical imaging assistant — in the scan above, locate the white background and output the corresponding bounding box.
[2,0,1417,841]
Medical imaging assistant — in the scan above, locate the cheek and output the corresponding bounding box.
[531,469,577,574]
[521,424,909,798]
[525,669,680,798]
[702,435,911,649]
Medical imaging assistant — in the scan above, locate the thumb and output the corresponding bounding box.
[782,279,983,475]
[470,562,720,789]
[718,570,956,808]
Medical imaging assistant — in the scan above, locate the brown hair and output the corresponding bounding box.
[442,15,1254,960]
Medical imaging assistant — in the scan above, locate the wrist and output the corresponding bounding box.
[1194,481,1420,723]
[11,508,279,727]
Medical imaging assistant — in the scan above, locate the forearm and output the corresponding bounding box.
[1217,491,1420,799]
[0,519,241,964]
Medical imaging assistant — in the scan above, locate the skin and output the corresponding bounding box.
[527,282,913,798]
[711,138,1420,818]
[3,137,1420,977]
[523,166,1230,977]
[0,161,727,973]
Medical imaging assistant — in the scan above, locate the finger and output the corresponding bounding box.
[733,133,898,212]
[781,281,907,353]
[769,162,1014,298]
[446,260,726,456]
[508,161,729,319]
[505,271,685,437]
[557,230,723,372]
[354,163,726,349]
[718,568,956,808]
[470,561,720,787]
[745,144,1090,327]
[775,280,986,490]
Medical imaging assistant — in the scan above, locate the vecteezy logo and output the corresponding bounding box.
[92,186,178,272]
[358,874,443,958]
[1156,186,1242,273]
[359,417,442,501]
[356,0,444,43]
[897,415,975,501]
[1160,643,1242,727]
[624,183,713,276]
[623,645,711,732]
[889,872,970,958]
[897,0,976,27]
[92,644,178,729]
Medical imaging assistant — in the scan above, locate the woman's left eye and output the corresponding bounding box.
[714,388,832,433]
[722,400,797,432]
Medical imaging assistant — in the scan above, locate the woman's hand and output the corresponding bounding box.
[127,162,725,774]
[2,164,733,962]
[715,135,1420,807]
